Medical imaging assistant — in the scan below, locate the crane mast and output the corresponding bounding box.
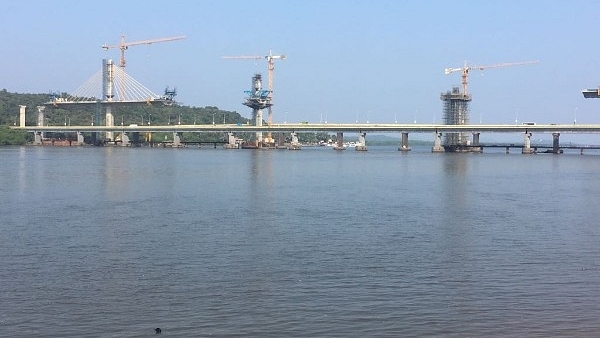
[100,34,184,142]
[222,51,286,145]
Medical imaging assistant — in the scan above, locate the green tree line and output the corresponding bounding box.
[0,89,332,145]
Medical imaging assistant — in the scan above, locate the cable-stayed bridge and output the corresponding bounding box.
[43,58,176,140]
[45,59,175,108]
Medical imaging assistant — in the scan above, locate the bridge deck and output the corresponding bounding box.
[43,99,172,108]
[478,144,600,149]
[12,123,600,134]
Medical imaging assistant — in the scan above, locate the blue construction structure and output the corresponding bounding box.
[242,74,272,146]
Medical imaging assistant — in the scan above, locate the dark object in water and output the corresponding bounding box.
[155,327,162,334]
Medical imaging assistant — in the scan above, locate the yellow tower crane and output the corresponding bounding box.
[445,60,539,96]
[102,35,186,69]
[101,35,185,143]
[101,35,185,101]
[222,50,286,145]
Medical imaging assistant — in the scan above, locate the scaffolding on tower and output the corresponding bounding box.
[222,50,285,145]
[242,73,272,148]
[440,86,471,149]
[441,60,538,151]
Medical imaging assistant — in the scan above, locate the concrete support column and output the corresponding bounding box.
[173,132,182,147]
[77,132,84,145]
[19,105,26,127]
[103,59,115,141]
[552,133,561,154]
[120,133,130,147]
[399,132,411,151]
[105,106,114,141]
[471,132,482,153]
[472,132,479,146]
[432,132,444,153]
[277,133,286,148]
[255,108,263,146]
[356,132,367,151]
[36,106,46,138]
[522,133,534,154]
[288,132,301,150]
[34,131,43,145]
[37,106,45,126]
[334,132,345,150]
[131,132,140,146]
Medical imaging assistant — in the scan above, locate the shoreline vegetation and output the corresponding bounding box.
[0,89,379,146]
[0,126,29,145]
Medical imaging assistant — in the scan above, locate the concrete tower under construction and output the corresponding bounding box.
[440,86,472,151]
[243,73,272,147]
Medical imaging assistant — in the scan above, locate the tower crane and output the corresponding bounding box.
[102,35,186,69]
[100,35,184,141]
[222,50,286,144]
[445,60,539,96]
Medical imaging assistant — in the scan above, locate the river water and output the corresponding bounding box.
[1,145,600,337]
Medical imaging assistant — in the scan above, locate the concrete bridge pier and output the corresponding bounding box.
[77,132,84,145]
[223,132,238,149]
[432,132,445,153]
[471,133,482,153]
[130,132,140,146]
[355,132,367,151]
[19,105,26,127]
[120,133,130,146]
[398,132,411,151]
[34,131,43,145]
[522,132,534,154]
[37,106,45,125]
[552,133,561,154]
[334,132,345,150]
[105,106,114,141]
[173,132,183,147]
[288,132,301,150]
[255,109,263,146]
[36,106,47,139]
[275,133,286,149]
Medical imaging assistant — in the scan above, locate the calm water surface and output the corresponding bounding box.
[1,145,600,337]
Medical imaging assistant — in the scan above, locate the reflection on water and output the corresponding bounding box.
[17,146,26,196]
[1,146,600,337]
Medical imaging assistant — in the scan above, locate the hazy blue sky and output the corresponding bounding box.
[2,0,599,130]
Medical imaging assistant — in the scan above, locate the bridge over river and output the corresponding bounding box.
[14,122,600,133]
[12,122,600,153]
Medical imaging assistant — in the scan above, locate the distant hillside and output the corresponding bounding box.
[0,89,254,145]
[0,89,248,127]
[0,89,49,126]
[0,90,433,146]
